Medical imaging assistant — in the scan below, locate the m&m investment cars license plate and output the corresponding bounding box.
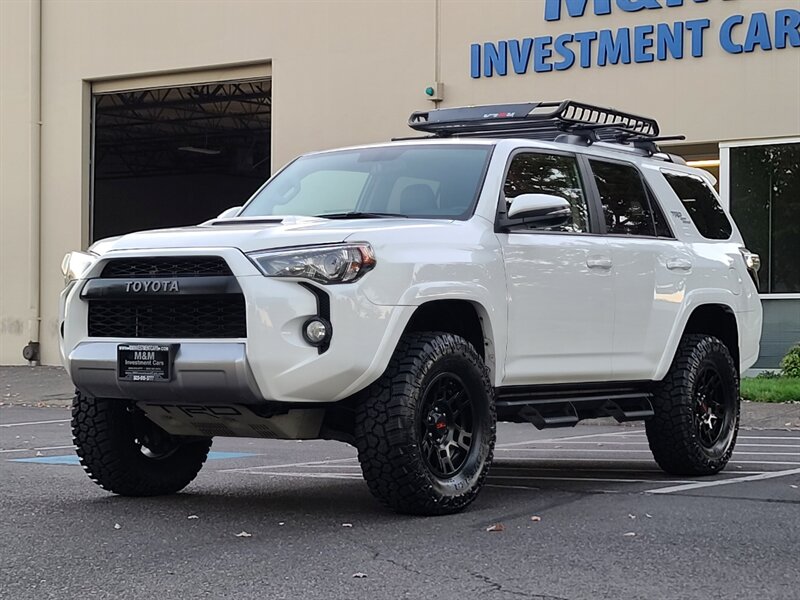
[117,344,177,382]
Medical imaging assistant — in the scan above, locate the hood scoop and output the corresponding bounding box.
[202,215,327,227]
[204,216,284,227]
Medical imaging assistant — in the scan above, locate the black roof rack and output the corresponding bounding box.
[408,100,662,143]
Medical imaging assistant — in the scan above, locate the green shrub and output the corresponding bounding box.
[755,370,781,379]
[781,344,800,378]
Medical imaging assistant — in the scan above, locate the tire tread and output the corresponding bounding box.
[72,393,211,496]
[646,334,740,476]
[354,332,496,515]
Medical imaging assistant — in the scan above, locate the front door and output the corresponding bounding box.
[497,151,614,385]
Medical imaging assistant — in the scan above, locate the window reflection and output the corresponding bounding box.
[730,143,800,294]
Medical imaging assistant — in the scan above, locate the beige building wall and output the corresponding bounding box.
[0,0,41,365]
[1,0,799,365]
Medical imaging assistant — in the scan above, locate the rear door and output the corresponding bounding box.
[497,150,614,385]
[586,158,690,380]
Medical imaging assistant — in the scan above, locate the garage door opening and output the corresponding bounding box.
[91,79,271,241]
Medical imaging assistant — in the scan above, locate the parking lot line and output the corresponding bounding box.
[490,474,697,484]
[496,448,800,456]
[219,456,358,473]
[518,440,800,448]
[737,435,800,440]
[242,471,363,480]
[0,419,70,428]
[0,445,75,454]
[646,467,800,494]
[486,484,540,491]
[494,456,800,466]
[496,430,643,448]
[235,470,695,486]
[490,466,765,475]
[621,434,800,441]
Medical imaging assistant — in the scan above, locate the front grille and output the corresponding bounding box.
[101,257,232,278]
[88,296,246,338]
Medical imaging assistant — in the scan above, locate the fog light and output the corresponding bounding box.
[302,317,331,346]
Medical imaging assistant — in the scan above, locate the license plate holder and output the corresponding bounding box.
[117,344,177,382]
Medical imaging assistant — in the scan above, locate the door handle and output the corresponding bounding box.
[666,258,693,271]
[586,256,612,270]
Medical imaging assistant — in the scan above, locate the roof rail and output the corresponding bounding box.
[408,100,661,143]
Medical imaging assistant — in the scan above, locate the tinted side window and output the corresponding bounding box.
[590,160,655,237]
[663,171,732,240]
[503,153,588,233]
[649,188,673,238]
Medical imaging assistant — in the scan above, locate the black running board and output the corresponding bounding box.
[495,383,654,429]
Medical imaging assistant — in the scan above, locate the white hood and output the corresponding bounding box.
[90,215,454,255]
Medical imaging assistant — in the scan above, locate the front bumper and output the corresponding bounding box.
[61,247,413,404]
[69,341,262,403]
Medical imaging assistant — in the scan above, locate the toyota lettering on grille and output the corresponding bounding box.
[124,280,180,293]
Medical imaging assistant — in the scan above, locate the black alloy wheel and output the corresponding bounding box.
[646,334,740,476]
[419,373,474,478]
[693,362,734,450]
[355,332,496,515]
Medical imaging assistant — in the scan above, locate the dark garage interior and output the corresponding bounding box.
[91,79,271,241]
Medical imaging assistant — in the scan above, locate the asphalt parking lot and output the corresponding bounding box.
[2,405,799,600]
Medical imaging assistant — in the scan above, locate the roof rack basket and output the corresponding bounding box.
[408,100,662,143]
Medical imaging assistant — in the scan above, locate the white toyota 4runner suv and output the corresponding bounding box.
[60,101,762,515]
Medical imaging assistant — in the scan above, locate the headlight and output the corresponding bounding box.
[248,243,376,284]
[61,251,97,285]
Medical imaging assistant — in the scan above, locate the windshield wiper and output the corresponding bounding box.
[314,211,409,219]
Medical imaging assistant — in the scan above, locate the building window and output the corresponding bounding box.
[729,141,800,294]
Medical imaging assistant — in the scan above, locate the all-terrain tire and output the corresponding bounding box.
[72,393,212,496]
[646,334,740,476]
[354,332,496,515]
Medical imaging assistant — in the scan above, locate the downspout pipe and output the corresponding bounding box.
[23,0,42,365]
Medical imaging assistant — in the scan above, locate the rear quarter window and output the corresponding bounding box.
[663,171,732,240]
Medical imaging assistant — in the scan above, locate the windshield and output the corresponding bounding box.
[240,145,493,219]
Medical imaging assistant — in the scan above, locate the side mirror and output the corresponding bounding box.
[507,194,571,227]
[216,206,242,219]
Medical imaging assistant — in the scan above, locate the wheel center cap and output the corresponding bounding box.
[701,411,718,430]
[427,410,449,439]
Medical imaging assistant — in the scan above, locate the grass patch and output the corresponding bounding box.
[741,377,800,403]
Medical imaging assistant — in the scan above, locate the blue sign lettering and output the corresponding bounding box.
[470,5,800,78]
[775,9,800,49]
[534,36,555,72]
[574,31,599,67]
[618,0,663,13]
[684,18,710,57]
[545,0,611,22]
[743,12,772,53]
[554,33,576,70]
[720,15,744,54]
[598,28,632,66]
[484,41,507,77]
[633,24,656,62]
[656,22,684,60]
[545,0,708,21]
[509,38,533,74]
[470,44,481,78]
